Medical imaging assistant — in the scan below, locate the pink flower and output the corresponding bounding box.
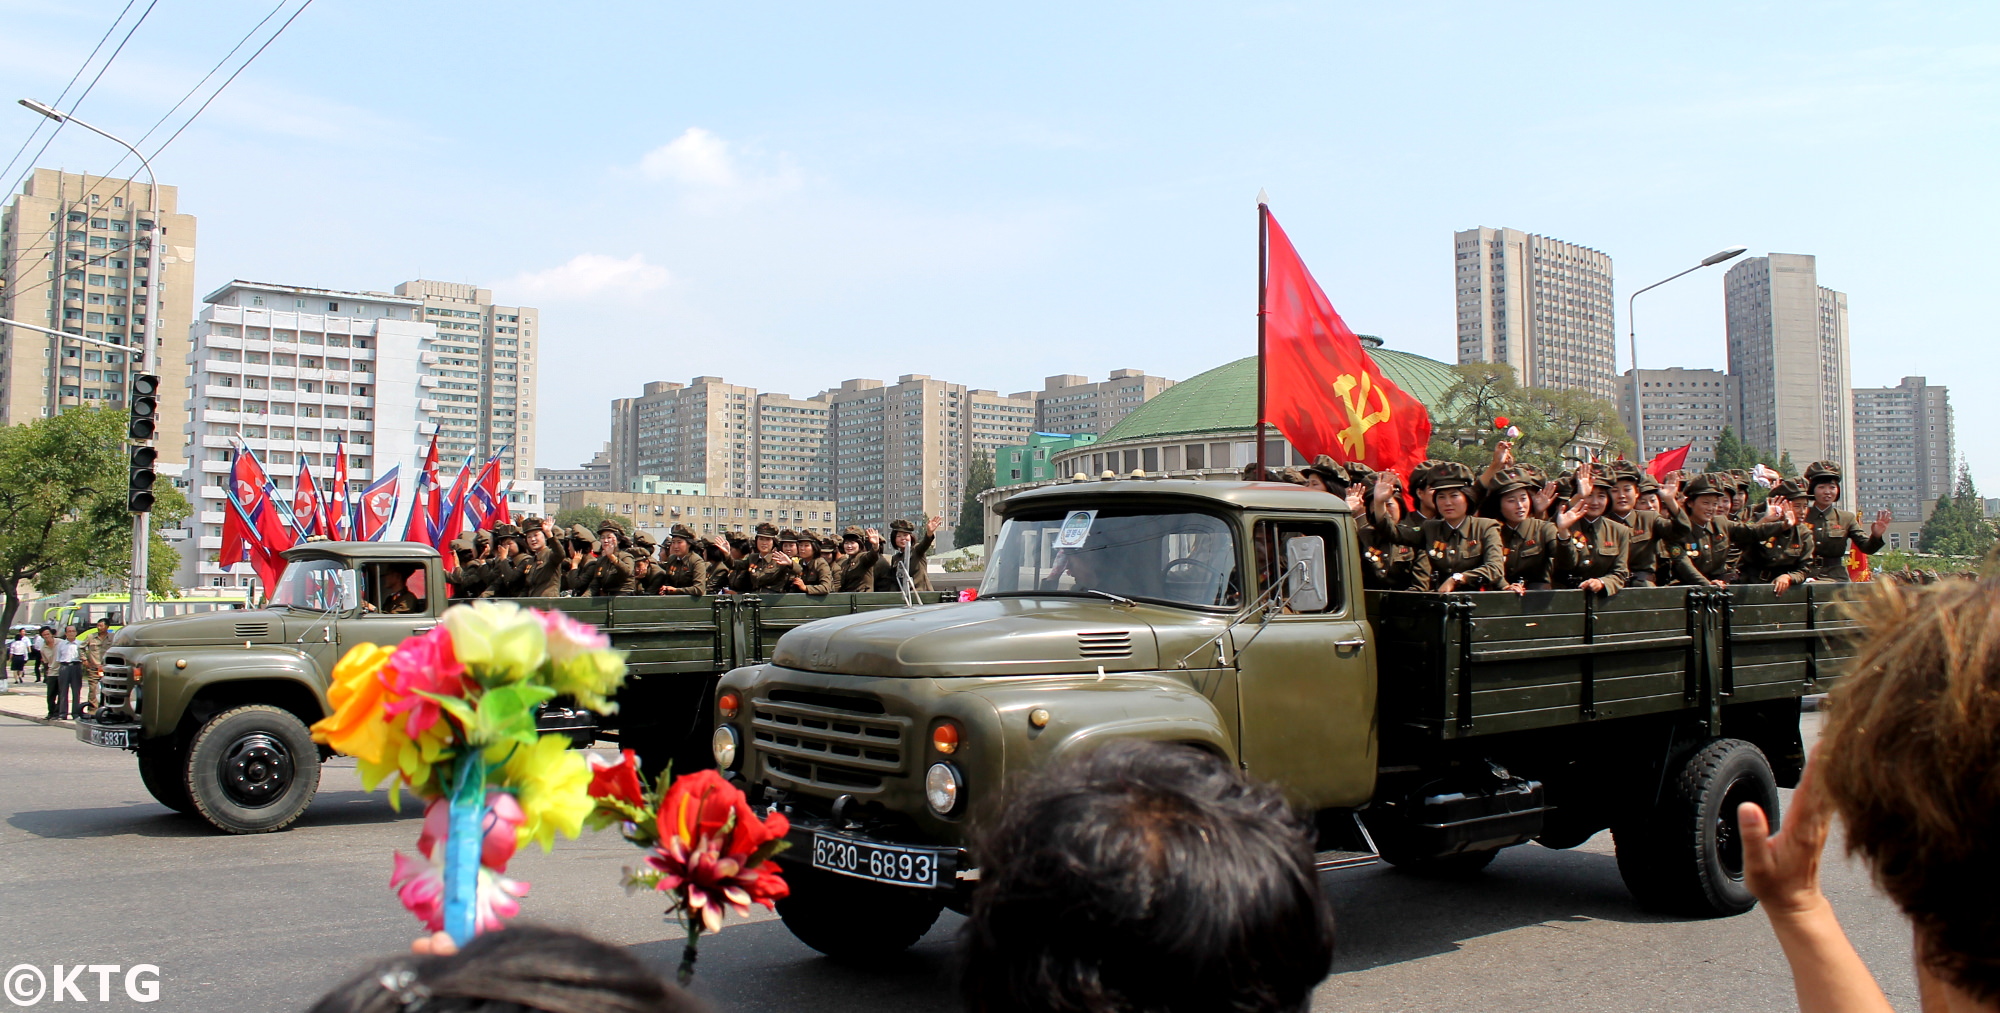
[416,792,527,873]
[382,626,468,738]
[644,833,789,933]
[391,850,529,934]
[538,608,609,664]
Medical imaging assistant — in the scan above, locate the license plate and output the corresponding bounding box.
[810,832,942,888]
[78,723,135,749]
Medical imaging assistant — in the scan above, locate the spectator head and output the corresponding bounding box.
[960,740,1335,1013]
[1819,579,2000,1005]
[96,617,110,629]
[308,925,704,1013]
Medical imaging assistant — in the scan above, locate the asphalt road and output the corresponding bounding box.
[0,708,1917,1013]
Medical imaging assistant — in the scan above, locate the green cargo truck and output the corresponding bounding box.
[75,540,949,833]
[709,478,1857,959]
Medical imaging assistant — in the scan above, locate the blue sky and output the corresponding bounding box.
[3,1,1995,494]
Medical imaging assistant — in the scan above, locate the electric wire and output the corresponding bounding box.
[0,0,139,187]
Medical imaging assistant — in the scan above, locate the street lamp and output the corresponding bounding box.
[19,98,163,623]
[1626,245,1748,463]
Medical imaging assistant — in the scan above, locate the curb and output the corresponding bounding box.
[0,687,78,729]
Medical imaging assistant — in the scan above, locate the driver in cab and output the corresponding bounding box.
[362,565,426,614]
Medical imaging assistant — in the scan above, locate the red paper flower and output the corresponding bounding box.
[1493,415,1511,430]
[587,749,647,808]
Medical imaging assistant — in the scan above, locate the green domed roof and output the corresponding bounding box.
[1099,337,1461,445]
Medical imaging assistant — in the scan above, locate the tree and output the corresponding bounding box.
[1917,463,1994,557]
[1425,363,1631,473]
[955,452,995,550]
[554,504,619,535]
[0,407,190,630]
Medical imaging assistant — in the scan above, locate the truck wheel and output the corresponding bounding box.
[776,867,943,961]
[185,705,321,834]
[1614,738,1776,917]
[136,745,195,814]
[1382,848,1499,878]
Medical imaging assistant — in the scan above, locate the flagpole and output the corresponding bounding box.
[1255,194,1269,477]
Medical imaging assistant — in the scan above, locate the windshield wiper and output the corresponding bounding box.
[1080,589,1136,606]
[985,589,1139,606]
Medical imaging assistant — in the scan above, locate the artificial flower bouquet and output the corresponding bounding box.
[586,752,791,983]
[311,601,627,943]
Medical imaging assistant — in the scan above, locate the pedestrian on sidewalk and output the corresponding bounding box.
[82,617,111,713]
[7,629,28,686]
[37,627,60,718]
[49,626,81,720]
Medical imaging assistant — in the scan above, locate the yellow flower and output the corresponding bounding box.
[550,648,627,715]
[443,600,548,684]
[489,732,593,852]
[311,643,398,765]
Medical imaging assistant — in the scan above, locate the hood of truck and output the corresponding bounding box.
[770,596,1168,677]
[113,608,286,648]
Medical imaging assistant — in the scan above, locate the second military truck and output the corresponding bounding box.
[713,478,1856,959]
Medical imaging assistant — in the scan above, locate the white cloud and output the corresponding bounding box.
[504,253,670,300]
[639,127,737,186]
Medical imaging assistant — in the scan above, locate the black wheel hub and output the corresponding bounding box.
[1714,775,1760,880]
[219,732,293,808]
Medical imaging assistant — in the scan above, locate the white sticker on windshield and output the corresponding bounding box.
[1054,510,1097,549]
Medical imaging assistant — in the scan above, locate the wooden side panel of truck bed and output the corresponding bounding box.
[1367,584,1860,742]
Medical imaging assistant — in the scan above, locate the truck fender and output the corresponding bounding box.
[142,649,328,741]
[970,678,1237,767]
[1046,716,1238,766]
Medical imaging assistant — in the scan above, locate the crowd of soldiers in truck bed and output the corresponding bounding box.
[438,513,946,600]
[1249,444,1894,595]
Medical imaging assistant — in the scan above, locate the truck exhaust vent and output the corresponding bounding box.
[1077,631,1133,658]
[234,622,271,638]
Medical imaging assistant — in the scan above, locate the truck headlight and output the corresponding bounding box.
[711,725,739,770]
[925,762,961,815]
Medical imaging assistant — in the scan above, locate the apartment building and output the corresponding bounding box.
[392,280,537,481]
[0,168,199,463]
[1724,254,1854,500]
[826,375,1034,541]
[1620,368,1739,472]
[1015,369,1174,437]
[751,391,831,501]
[536,445,613,500]
[559,489,834,539]
[1851,377,1953,525]
[609,377,760,493]
[1454,227,1617,402]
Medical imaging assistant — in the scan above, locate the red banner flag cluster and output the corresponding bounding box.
[1259,209,1432,482]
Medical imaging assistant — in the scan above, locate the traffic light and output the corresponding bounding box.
[128,373,159,441]
[128,444,157,514]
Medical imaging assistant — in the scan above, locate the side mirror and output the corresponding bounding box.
[337,569,360,613]
[1284,535,1328,613]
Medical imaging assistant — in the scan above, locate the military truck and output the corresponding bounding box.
[711,478,1858,959]
[76,540,950,833]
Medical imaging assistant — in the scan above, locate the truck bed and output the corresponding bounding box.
[521,591,957,675]
[1365,585,1859,743]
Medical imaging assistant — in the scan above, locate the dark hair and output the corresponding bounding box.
[960,741,1334,1013]
[309,926,705,1013]
[1820,580,2000,1003]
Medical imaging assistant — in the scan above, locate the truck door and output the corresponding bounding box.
[1232,517,1377,810]
[341,560,440,651]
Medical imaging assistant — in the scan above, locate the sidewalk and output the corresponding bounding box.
[0,680,75,729]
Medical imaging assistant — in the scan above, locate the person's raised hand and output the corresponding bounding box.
[928,514,943,534]
[1576,467,1594,500]
[1741,756,1832,917]
[1372,472,1394,505]
[1531,481,1557,516]
[1345,484,1366,513]
[1871,509,1892,537]
[1766,499,1787,522]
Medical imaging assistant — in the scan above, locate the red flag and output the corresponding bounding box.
[293,459,326,539]
[493,479,513,525]
[402,435,443,545]
[1845,545,1872,582]
[330,437,352,541]
[436,452,478,553]
[1260,209,1431,480]
[1646,442,1693,481]
[223,446,297,589]
[359,466,401,541]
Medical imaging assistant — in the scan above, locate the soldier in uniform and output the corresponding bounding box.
[1345,472,1427,590]
[518,516,564,598]
[482,523,528,598]
[882,515,942,592]
[739,522,796,592]
[1301,455,1352,497]
[834,526,881,592]
[1367,462,1504,592]
[1552,465,1632,596]
[1491,469,1558,591]
[1800,461,1890,582]
[584,520,635,597]
[1659,474,1805,589]
[1605,464,1679,588]
[1739,481,1817,587]
[560,524,596,596]
[658,525,708,595]
[790,527,835,594]
[445,532,487,600]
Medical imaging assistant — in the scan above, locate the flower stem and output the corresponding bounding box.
[442,750,488,947]
[677,924,701,986]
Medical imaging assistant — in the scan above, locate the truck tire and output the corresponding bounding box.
[185,705,321,834]
[1614,737,1776,917]
[776,866,944,961]
[136,745,195,814]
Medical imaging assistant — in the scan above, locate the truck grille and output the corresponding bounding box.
[97,661,136,719]
[1077,631,1133,658]
[751,694,907,792]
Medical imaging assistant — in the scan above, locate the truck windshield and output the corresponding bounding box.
[981,508,1240,609]
[267,558,349,611]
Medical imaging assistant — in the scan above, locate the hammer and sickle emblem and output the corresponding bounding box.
[1332,372,1393,457]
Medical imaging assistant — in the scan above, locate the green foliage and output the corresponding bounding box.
[1916,463,1995,557]
[1424,363,1632,473]
[955,452,995,549]
[554,504,620,534]
[1867,550,1983,576]
[0,407,190,630]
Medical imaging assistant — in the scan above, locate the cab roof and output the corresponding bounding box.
[1001,478,1351,515]
[281,540,443,563]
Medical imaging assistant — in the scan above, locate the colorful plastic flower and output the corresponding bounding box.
[310,643,398,764]
[383,626,469,738]
[492,732,594,851]
[549,646,626,714]
[391,850,528,933]
[417,793,526,873]
[443,600,549,684]
[540,608,609,662]
[587,749,646,809]
[643,829,789,933]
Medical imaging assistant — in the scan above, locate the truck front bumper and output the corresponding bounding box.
[770,808,972,895]
[75,719,142,750]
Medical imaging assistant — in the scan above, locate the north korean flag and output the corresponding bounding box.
[359,465,400,542]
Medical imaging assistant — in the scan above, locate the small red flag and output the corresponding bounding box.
[1261,210,1431,480]
[1646,442,1693,481]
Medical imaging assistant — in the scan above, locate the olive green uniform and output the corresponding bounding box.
[1554,516,1632,594]
[519,546,563,598]
[793,555,834,594]
[658,553,707,595]
[1357,523,1428,591]
[1500,517,1559,589]
[583,551,635,597]
[1666,515,1800,586]
[1803,505,1883,583]
[1376,512,1506,591]
[1740,523,1816,585]
[883,530,936,592]
[834,549,881,592]
[482,554,527,598]
[1604,509,1676,587]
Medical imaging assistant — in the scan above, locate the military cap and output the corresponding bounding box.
[754,521,780,539]
[568,523,594,546]
[492,522,523,544]
[631,528,657,551]
[1302,454,1349,488]
[841,525,867,545]
[596,518,625,537]
[1727,469,1751,493]
[1682,473,1729,499]
[1408,461,1440,491]
[890,517,916,534]
[1490,468,1540,496]
[1804,461,1842,489]
[668,523,697,544]
[1272,467,1304,485]
[779,528,800,543]
[449,531,476,553]
[1771,479,1810,502]
[304,533,331,543]
[1427,461,1476,492]
[515,514,543,533]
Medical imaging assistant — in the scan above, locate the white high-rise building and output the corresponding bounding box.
[1621,368,1739,472]
[1852,377,1953,526]
[1724,253,1853,501]
[1454,227,1617,401]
